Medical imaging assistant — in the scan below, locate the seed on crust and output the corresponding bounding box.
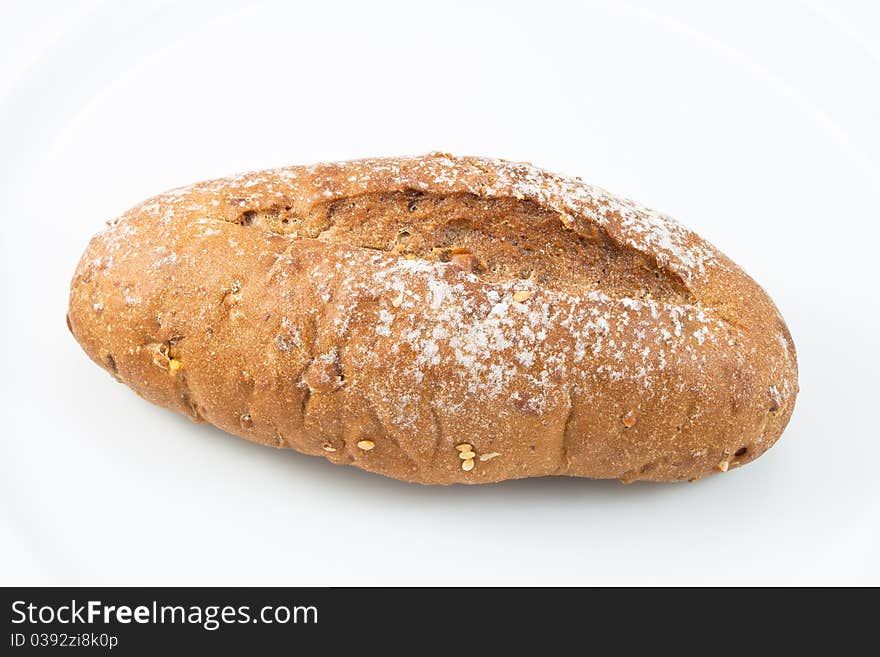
[716,459,730,473]
[461,458,475,472]
[458,450,476,460]
[322,442,337,452]
[450,251,477,271]
[168,358,182,373]
[455,443,472,452]
[391,291,404,308]
[302,351,344,393]
[512,290,531,303]
[479,452,501,462]
[357,440,375,451]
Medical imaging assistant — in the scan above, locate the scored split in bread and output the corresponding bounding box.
[67,153,798,484]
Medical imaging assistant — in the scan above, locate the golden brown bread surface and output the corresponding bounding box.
[67,153,798,484]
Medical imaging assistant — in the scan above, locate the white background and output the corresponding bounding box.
[1,0,878,586]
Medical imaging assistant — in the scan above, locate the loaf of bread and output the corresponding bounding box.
[67,153,798,484]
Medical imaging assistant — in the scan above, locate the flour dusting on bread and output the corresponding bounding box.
[69,153,798,484]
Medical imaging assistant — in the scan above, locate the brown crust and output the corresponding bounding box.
[67,152,798,484]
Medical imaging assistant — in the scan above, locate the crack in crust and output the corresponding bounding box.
[212,191,694,306]
[557,391,577,475]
